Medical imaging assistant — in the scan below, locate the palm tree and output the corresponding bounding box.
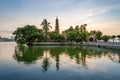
[41,19,52,38]
[111,35,116,42]
[117,35,120,42]
[75,25,79,32]
[79,24,87,33]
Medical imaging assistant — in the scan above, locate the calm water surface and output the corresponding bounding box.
[0,42,120,80]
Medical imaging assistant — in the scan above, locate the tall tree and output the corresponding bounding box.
[79,24,89,41]
[90,30,102,41]
[75,25,79,32]
[64,24,89,42]
[96,31,102,40]
[79,24,87,33]
[102,35,110,42]
[117,35,120,42]
[41,19,52,38]
[111,35,116,42]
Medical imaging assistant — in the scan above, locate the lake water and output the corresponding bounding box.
[0,42,120,80]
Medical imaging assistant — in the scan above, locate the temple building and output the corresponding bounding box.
[55,17,60,34]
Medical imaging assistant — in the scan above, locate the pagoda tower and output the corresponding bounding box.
[55,17,59,34]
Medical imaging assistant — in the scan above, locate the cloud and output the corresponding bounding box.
[0,0,120,37]
[67,4,119,22]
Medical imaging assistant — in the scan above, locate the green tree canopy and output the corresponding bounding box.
[13,25,44,44]
[102,35,110,42]
[66,31,76,42]
[64,24,89,42]
[90,30,103,40]
[49,31,65,42]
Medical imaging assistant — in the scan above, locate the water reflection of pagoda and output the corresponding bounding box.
[14,46,120,72]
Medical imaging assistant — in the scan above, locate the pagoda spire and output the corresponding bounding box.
[55,17,59,34]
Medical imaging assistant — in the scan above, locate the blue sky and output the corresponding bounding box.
[0,0,120,37]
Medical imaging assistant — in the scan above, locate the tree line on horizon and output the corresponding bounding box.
[13,19,120,44]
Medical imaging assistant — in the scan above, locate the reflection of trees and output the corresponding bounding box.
[66,47,120,66]
[56,55,60,70]
[86,47,120,63]
[66,47,79,59]
[50,47,65,70]
[14,46,44,64]
[14,46,120,72]
[42,57,49,72]
[65,47,88,67]
[118,54,120,63]
[41,51,50,72]
[79,48,88,66]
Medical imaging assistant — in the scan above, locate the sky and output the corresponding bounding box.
[0,0,120,38]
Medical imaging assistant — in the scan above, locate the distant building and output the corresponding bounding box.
[55,17,60,34]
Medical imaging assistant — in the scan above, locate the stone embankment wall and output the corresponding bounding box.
[31,42,120,50]
[84,42,120,50]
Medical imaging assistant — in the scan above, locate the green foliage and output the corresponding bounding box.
[67,31,76,42]
[75,36,83,42]
[49,31,65,42]
[13,25,44,44]
[102,35,110,42]
[67,26,74,32]
[49,31,56,41]
[57,34,65,42]
[90,30,103,40]
[96,31,102,40]
[65,24,89,42]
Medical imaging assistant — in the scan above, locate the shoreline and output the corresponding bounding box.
[27,42,120,50]
[83,42,120,50]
